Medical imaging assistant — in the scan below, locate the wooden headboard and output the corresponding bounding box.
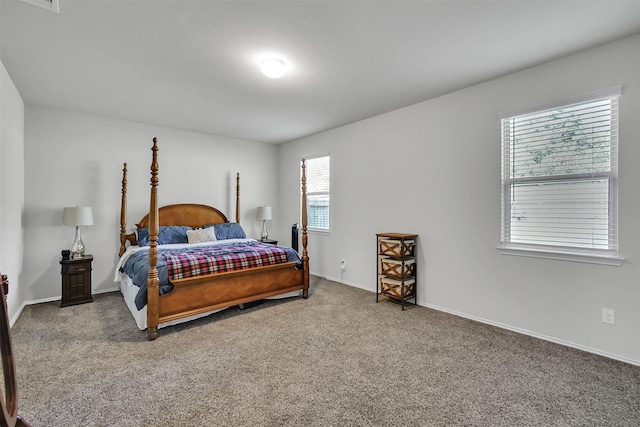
[119,160,240,256]
[135,204,228,229]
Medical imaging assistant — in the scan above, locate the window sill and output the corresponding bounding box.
[497,245,624,266]
[307,228,330,235]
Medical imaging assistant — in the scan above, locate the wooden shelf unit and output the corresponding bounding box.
[376,233,417,310]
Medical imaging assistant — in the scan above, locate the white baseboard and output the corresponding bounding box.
[322,277,640,367]
[14,276,640,367]
[10,287,120,327]
[94,286,120,294]
[322,274,373,292]
[423,302,640,367]
[10,303,27,328]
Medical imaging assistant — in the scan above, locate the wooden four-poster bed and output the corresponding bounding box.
[116,138,309,340]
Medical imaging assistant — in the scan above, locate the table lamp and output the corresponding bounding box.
[256,206,272,240]
[63,206,94,259]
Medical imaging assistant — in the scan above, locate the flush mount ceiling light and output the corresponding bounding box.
[261,58,286,79]
[20,0,59,13]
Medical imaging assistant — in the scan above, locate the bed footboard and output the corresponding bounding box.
[158,262,303,323]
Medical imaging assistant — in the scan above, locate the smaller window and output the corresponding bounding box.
[302,155,330,231]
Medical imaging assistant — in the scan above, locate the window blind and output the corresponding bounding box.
[303,155,330,230]
[501,92,619,254]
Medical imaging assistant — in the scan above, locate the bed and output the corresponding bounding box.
[115,137,310,340]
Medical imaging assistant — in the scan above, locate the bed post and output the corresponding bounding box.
[301,159,309,299]
[236,172,240,223]
[119,163,128,257]
[147,138,160,340]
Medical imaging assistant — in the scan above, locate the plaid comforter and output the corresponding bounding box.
[164,241,290,280]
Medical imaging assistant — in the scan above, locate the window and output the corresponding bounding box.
[499,87,621,264]
[302,155,330,231]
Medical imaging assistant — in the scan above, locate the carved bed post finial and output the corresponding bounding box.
[301,159,309,299]
[236,172,240,224]
[119,163,128,257]
[147,138,160,340]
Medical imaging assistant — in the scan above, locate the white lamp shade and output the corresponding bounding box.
[256,206,273,221]
[63,207,94,226]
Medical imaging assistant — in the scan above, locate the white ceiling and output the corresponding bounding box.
[2,0,639,144]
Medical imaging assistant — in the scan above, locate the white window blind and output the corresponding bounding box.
[500,89,620,259]
[303,155,330,231]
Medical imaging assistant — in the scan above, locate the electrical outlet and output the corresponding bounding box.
[602,308,615,325]
[340,259,346,271]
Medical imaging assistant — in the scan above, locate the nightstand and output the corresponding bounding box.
[260,239,278,245]
[60,255,93,307]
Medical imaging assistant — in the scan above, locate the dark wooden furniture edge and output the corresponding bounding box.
[0,274,32,427]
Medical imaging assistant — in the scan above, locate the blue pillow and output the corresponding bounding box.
[136,226,192,246]
[205,223,246,240]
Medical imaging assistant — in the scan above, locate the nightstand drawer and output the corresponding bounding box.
[64,263,89,272]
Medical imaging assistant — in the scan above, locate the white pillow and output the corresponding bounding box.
[186,227,217,244]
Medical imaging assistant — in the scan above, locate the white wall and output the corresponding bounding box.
[278,35,640,365]
[0,60,25,323]
[23,107,280,302]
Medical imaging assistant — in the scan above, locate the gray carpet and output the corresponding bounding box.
[11,276,640,426]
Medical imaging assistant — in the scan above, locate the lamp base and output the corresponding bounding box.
[261,220,269,240]
[71,226,85,259]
